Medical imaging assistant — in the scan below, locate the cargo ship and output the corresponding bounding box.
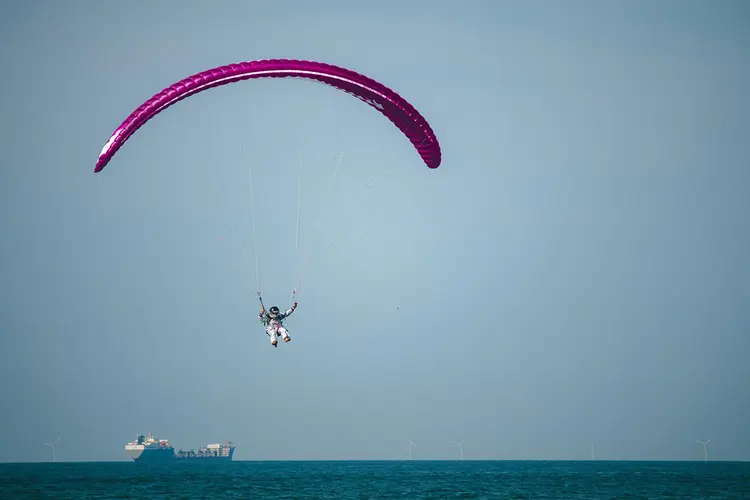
[125,433,235,462]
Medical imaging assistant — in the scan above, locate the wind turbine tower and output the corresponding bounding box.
[697,440,710,463]
[44,437,60,462]
[591,443,596,461]
[408,438,416,460]
[452,441,464,461]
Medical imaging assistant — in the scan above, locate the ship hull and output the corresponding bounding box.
[130,448,235,463]
[129,447,177,463]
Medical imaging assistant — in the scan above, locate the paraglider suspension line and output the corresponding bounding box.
[248,157,261,295]
[291,153,344,303]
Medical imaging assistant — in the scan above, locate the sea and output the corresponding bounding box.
[1,460,748,499]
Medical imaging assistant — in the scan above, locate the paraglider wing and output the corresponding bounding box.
[94,59,441,173]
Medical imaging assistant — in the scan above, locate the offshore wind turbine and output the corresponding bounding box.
[44,436,60,462]
[408,438,416,460]
[591,443,596,461]
[452,441,464,461]
[697,439,710,463]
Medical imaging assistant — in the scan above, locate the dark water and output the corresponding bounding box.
[1,460,749,499]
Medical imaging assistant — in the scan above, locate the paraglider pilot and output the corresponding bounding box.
[259,302,297,347]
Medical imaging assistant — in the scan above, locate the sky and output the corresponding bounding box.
[1,0,749,462]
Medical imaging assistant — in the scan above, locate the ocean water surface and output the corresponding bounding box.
[1,460,749,499]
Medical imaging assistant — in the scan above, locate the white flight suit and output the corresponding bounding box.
[259,306,295,345]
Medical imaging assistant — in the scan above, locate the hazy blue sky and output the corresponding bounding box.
[1,0,749,462]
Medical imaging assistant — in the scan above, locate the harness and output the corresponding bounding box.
[263,313,283,335]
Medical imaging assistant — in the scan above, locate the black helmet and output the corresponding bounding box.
[269,306,280,316]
